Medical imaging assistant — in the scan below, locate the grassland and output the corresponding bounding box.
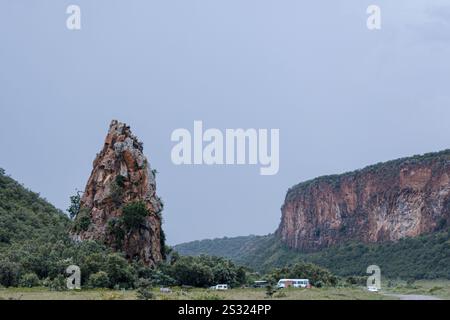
[382,279,450,300]
[3,280,450,300]
[0,286,390,300]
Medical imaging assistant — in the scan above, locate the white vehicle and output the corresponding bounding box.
[367,286,379,292]
[214,284,229,290]
[277,279,310,288]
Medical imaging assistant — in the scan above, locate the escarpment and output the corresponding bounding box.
[71,120,164,266]
[277,150,450,251]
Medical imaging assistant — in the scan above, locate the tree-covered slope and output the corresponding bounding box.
[0,168,70,247]
[0,168,136,288]
[175,230,450,279]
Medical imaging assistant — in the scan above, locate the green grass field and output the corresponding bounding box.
[2,280,449,300]
[0,287,393,300]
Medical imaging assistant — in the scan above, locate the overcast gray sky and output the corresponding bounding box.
[1,1,450,245]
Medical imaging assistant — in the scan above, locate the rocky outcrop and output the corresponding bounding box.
[277,150,450,251]
[72,120,164,266]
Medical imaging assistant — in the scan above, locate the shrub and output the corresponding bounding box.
[265,284,277,298]
[136,286,155,300]
[110,178,124,206]
[171,258,214,287]
[136,278,154,300]
[19,273,40,288]
[104,253,137,289]
[88,271,110,288]
[73,208,91,232]
[107,217,125,248]
[48,274,67,291]
[121,201,149,230]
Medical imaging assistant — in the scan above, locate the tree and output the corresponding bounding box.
[88,271,110,288]
[171,257,214,287]
[0,258,21,287]
[67,191,82,219]
[19,273,40,287]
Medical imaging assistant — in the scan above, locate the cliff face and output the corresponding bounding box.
[277,151,450,251]
[72,120,163,266]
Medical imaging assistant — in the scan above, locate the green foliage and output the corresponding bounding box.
[0,257,21,287]
[0,170,70,246]
[121,201,149,230]
[110,176,125,206]
[115,175,126,188]
[48,274,66,291]
[19,272,40,288]
[88,271,110,288]
[135,278,155,300]
[175,229,450,280]
[160,227,167,260]
[106,217,126,248]
[136,287,155,300]
[105,201,150,247]
[104,253,137,289]
[67,191,82,220]
[168,255,247,288]
[345,276,367,286]
[72,208,91,232]
[0,171,176,290]
[265,284,277,298]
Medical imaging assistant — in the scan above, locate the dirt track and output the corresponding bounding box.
[384,293,442,300]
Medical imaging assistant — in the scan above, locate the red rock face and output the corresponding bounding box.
[72,120,163,266]
[277,151,450,251]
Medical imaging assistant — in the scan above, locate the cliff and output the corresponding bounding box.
[277,150,450,251]
[71,120,164,266]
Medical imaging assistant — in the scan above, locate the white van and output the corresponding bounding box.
[214,284,229,290]
[277,279,310,288]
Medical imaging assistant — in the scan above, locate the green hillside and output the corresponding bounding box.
[175,230,450,279]
[0,168,70,248]
[0,168,139,288]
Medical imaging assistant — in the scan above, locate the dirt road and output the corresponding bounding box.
[384,293,442,300]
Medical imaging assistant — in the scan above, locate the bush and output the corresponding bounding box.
[107,217,126,248]
[121,201,149,230]
[110,178,124,206]
[19,273,40,288]
[136,278,154,300]
[104,253,137,289]
[48,274,67,291]
[72,208,91,232]
[88,271,110,288]
[171,259,214,287]
[0,258,21,287]
[136,286,155,300]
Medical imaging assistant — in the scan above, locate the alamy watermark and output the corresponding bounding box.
[66,265,81,290]
[367,265,381,290]
[66,5,81,30]
[171,121,279,175]
[367,5,381,30]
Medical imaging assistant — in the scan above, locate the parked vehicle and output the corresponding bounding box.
[213,284,229,290]
[367,286,379,292]
[277,279,310,288]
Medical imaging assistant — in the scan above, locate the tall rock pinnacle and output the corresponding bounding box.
[72,120,164,266]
